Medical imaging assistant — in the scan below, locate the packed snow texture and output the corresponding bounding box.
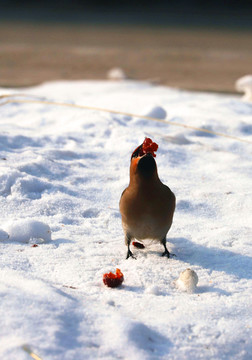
[0,80,252,360]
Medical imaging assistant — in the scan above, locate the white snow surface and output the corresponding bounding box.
[0,80,252,360]
[6,219,51,243]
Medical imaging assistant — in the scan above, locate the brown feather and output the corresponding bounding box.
[119,153,175,248]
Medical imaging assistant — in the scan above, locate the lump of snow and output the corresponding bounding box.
[235,75,252,102]
[145,285,160,295]
[107,67,127,81]
[164,132,192,145]
[6,220,51,243]
[0,229,9,241]
[176,268,198,293]
[135,106,167,125]
[145,106,167,120]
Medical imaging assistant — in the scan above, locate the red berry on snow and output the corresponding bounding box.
[103,268,124,288]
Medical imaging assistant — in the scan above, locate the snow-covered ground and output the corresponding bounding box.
[0,80,251,360]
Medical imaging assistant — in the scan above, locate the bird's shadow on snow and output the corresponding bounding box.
[197,285,231,296]
[53,306,84,354]
[127,322,172,356]
[49,289,99,356]
[172,237,252,280]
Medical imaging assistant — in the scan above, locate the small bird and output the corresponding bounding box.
[119,138,176,259]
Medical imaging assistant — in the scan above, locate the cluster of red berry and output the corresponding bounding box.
[141,137,158,157]
[103,268,124,288]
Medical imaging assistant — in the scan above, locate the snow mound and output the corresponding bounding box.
[235,75,252,102]
[164,132,192,145]
[134,105,167,126]
[145,285,161,295]
[6,220,51,243]
[107,67,127,80]
[176,268,198,293]
[145,105,167,120]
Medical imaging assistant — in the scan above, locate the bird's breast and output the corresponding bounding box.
[120,190,174,241]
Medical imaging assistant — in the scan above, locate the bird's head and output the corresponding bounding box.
[130,138,158,180]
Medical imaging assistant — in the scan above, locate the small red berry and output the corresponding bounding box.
[142,138,158,157]
[103,268,124,288]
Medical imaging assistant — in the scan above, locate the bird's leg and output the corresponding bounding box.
[126,234,136,259]
[161,237,171,258]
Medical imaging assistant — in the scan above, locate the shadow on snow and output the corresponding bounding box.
[172,237,252,280]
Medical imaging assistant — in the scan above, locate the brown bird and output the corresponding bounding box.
[119,138,176,259]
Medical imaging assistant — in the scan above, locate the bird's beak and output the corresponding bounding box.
[130,142,154,175]
[131,143,154,160]
[131,144,143,159]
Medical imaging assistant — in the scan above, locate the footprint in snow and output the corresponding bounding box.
[11,176,51,200]
[82,209,100,218]
[127,322,171,354]
[0,170,24,197]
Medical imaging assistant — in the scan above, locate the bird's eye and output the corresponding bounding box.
[131,144,143,159]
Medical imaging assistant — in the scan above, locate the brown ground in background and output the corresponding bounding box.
[0,22,251,92]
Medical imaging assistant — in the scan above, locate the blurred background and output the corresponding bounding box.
[0,0,252,92]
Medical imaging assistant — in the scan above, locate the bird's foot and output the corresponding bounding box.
[162,250,176,258]
[126,249,136,260]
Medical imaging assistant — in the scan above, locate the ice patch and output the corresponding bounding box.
[6,220,51,243]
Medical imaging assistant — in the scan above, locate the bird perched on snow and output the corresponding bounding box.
[119,138,176,259]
